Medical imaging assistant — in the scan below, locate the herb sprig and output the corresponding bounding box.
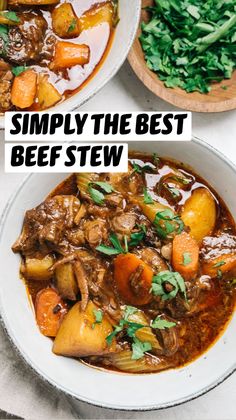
[154,209,184,239]
[151,270,187,301]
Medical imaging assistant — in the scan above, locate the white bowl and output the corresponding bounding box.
[0,138,236,411]
[0,0,141,128]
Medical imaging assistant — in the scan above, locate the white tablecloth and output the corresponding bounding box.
[0,61,236,419]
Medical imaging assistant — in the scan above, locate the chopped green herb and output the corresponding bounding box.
[96,233,127,256]
[221,85,228,90]
[129,224,147,247]
[139,0,236,94]
[143,188,154,204]
[0,11,20,22]
[131,161,153,174]
[92,309,103,329]
[152,152,160,165]
[92,181,114,194]
[67,18,77,33]
[151,316,176,330]
[151,270,187,301]
[167,186,181,198]
[12,65,27,77]
[87,181,114,205]
[231,279,236,286]
[182,252,192,266]
[153,209,184,239]
[106,306,151,360]
[88,186,105,205]
[131,338,152,360]
[217,269,222,279]
[213,261,226,268]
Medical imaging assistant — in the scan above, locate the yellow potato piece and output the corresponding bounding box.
[37,74,62,110]
[181,188,216,243]
[135,197,170,223]
[52,3,80,38]
[78,1,114,33]
[22,254,54,281]
[55,263,78,301]
[53,301,116,357]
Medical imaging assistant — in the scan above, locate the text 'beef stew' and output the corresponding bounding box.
[12,153,236,373]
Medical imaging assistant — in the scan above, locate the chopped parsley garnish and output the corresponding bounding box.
[140,0,236,94]
[153,209,184,239]
[167,186,181,198]
[213,261,226,268]
[12,65,27,77]
[67,18,77,33]
[106,306,176,360]
[182,252,192,266]
[131,161,153,174]
[96,233,127,256]
[152,152,160,166]
[131,339,152,360]
[151,316,176,330]
[143,188,154,204]
[88,181,114,205]
[129,224,147,247]
[0,11,20,23]
[151,270,187,301]
[92,309,103,329]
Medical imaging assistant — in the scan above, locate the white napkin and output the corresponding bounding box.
[0,323,78,419]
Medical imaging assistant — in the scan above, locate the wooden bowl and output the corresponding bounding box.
[128,0,236,112]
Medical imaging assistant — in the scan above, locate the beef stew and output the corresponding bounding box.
[12,152,236,373]
[0,0,118,112]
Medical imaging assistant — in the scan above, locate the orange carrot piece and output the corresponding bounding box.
[114,253,153,306]
[11,69,37,109]
[202,253,236,277]
[51,42,90,70]
[172,231,199,281]
[35,288,67,337]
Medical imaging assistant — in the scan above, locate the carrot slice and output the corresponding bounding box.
[35,288,67,337]
[114,253,153,306]
[11,69,37,109]
[51,42,90,70]
[202,253,236,277]
[172,232,199,281]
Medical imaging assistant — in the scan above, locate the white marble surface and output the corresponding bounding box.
[0,60,236,419]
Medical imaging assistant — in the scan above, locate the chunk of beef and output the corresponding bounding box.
[12,195,81,254]
[111,212,136,236]
[137,247,168,272]
[83,219,108,247]
[4,12,48,64]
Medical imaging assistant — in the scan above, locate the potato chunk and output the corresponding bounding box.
[22,254,55,281]
[181,188,216,243]
[55,263,78,301]
[78,1,114,33]
[37,74,62,110]
[52,3,80,38]
[53,301,116,357]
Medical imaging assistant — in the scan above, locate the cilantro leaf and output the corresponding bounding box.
[0,11,20,22]
[129,224,147,247]
[151,316,176,330]
[96,234,127,256]
[92,309,103,329]
[213,260,226,268]
[144,188,154,204]
[67,18,77,33]
[88,186,104,205]
[131,338,152,360]
[182,252,192,266]
[151,270,187,301]
[12,65,27,77]
[92,181,114,194]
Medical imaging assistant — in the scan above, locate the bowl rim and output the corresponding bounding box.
[0,0,142,129]
[0,136,236,411]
